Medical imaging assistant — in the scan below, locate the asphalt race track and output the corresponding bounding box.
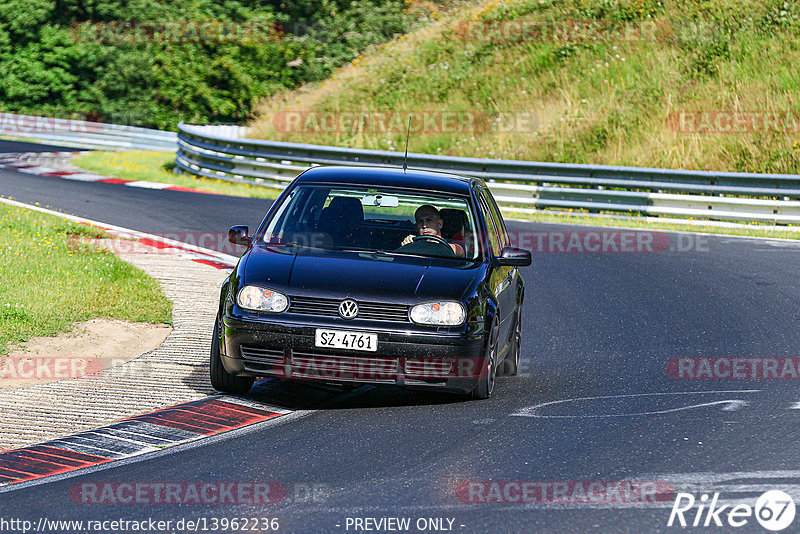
[0,140,79,153]
[2,141,800,533]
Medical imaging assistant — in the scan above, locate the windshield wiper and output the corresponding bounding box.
[334,247,407,257]
[332,246,377,253]
[282,242,326,251]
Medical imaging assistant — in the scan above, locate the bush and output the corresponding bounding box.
[0,0,432,129]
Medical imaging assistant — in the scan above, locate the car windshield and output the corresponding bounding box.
[258,184,481,260]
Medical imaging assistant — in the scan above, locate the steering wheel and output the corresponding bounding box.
[412,235,451,248]
[395,234,455,257]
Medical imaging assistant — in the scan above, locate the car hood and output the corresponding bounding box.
[243,246,481,302]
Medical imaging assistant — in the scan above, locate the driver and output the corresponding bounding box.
[401,205,465,257]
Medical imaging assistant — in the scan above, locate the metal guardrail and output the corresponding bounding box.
[0,113,177,151]
[175,121,800,224]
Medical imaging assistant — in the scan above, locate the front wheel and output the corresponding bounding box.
[472,321,498,400]
[210,316,254,395]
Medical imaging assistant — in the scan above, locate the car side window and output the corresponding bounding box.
[477,189,501,256]
[483,189,508,248]
[481,188,508,249]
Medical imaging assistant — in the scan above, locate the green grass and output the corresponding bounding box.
[71,151,282,200]
[250,0,800,175]
[0,203,172,355]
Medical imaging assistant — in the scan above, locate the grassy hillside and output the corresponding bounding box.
[250,0,800,174]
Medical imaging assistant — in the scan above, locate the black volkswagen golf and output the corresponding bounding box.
[211,166,531,399]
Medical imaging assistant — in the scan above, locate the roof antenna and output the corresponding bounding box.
[403,117,411,174]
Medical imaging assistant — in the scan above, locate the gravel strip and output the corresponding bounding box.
[0,247,230,450]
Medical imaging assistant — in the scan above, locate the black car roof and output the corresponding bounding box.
[293,165,478,195]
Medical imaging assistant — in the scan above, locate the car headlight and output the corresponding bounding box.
[237,286,289,313]
[410,301,466,326]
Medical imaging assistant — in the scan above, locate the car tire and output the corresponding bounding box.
[210,316,255,395]
[472,320,499,400]
[498,310,521,377]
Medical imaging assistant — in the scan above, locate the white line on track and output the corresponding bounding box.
[511,390,762,418]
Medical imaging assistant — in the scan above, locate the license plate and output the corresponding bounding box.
[315,329,378,352]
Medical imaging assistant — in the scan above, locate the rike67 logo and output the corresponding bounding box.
[668,490,796,531]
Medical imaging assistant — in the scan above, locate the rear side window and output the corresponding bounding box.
[481,188,507,249]
[477,189,501,256]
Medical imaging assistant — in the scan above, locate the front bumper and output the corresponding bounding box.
[221,315,485,394]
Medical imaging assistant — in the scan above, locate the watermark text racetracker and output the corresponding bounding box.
[0,110,153,131]
[455,19,664,43]
[0,356,104,381]
[0,111,103,135]
[457,480,674,504]
[88,230,710,256]
[69,20,280,44]
[269,110,537,134]
[453,19,727,44]
[69,481,330,505]
[1,354,477,383]
[667,357,800,379]
[668,111,800,134]
[511,230,709,254]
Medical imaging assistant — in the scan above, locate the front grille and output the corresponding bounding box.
[288,296,409,322]
[291,351,399,382]
[240,346,284,374]
[239,346,453,385]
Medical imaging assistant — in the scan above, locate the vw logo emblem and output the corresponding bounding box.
[338,299,359,319]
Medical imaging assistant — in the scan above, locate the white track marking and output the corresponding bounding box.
[511,390,761,418]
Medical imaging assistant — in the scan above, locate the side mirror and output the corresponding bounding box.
[495,246,531,267]
[228,225,251,246]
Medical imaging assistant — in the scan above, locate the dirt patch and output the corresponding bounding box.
[0,318,172,392]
